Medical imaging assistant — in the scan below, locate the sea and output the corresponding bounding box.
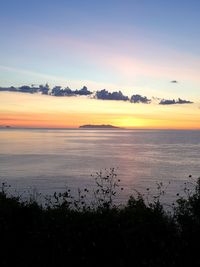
[0,128,200,205]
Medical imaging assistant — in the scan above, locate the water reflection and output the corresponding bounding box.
[0,128,200,203]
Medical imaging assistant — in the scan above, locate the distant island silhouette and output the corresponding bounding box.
[0,125,11,128]
[79,124,120,129]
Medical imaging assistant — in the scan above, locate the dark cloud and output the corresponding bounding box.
[51,86,92,96]
[95,89,129,101]
[0,85,194,107]
[0,85,92,96]
[130,94,151,104]
[74,86,92,95]
[39,84,50,95]
[63,87,74,96]
[177,98,193,104]
[0,86,18,92]
[171,80,178,83]
[159,98,193,105]
[18,85,38,93]
[51,86,63,96]
[0,85,49,94]
[159,99,176,105]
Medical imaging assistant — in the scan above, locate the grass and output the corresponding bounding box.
[0,169,200,266]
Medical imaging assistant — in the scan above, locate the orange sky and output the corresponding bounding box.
[0,92,200,129]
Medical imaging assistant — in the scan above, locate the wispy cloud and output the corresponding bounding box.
[0,65,68,82]
[0,65,118,90]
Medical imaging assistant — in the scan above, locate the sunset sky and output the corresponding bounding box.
[0,0,200,128]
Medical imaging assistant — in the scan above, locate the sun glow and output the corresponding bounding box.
[0,92,200,129]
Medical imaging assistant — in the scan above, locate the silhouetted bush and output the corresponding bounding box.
[0,171,200,266]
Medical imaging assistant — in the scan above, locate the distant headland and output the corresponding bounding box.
[0,125,11,128]
[79,124,120,129]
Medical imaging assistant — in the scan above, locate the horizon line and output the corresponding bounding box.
[1,126,200,131]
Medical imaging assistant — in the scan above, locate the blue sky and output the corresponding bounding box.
[1,0,200,99]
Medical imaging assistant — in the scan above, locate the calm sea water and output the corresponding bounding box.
[0,128,200,203]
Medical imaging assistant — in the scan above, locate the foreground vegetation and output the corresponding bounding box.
[0,169,200,266]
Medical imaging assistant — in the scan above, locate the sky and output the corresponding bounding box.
[0,0,200,128]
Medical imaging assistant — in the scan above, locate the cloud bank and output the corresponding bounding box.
[0,85,92,96]
[95,89,129,101]
[51,86,92,96]
[159,98,193,105]
[0,84,194,106]
[130,94,151,104]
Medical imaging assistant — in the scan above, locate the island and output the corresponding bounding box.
[79,124,120,129]
[0,125,11,128]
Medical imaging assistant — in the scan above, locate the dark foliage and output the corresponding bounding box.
[0,173,200,266]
